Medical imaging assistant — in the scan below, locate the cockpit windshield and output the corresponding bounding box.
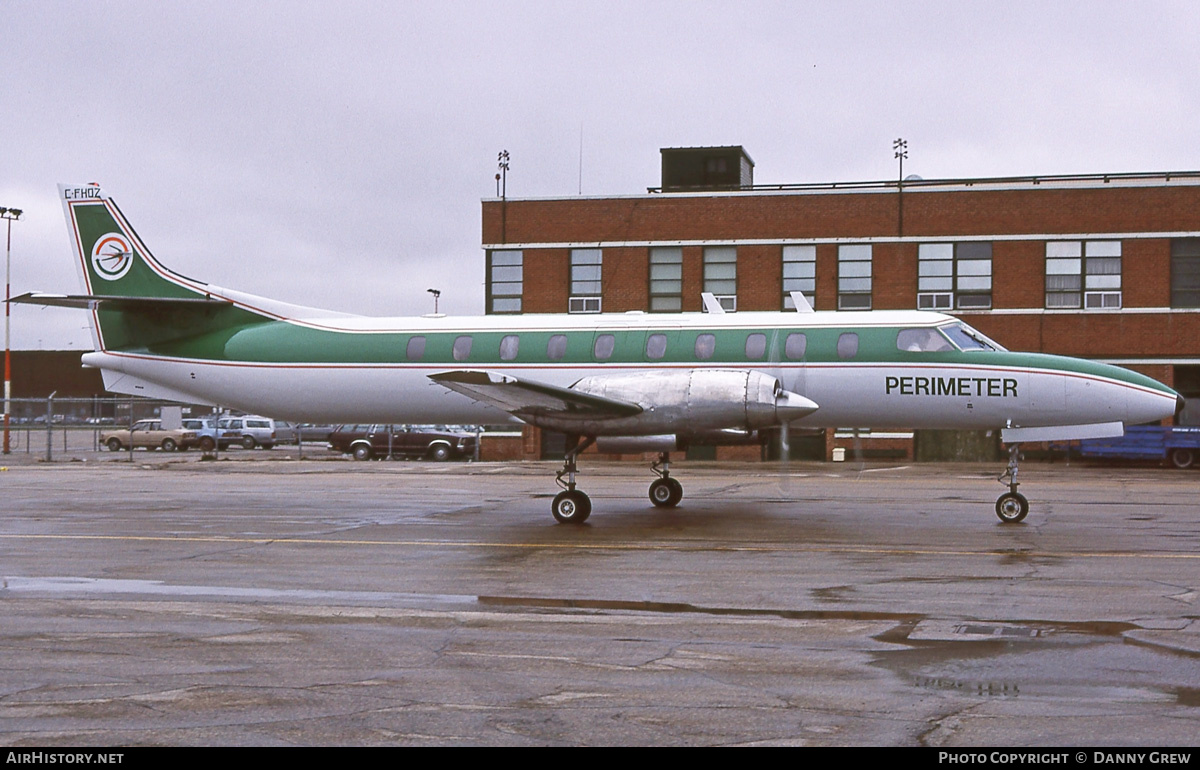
[938,322,1006,352]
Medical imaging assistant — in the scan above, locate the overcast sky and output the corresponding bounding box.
[3,0,1199,349]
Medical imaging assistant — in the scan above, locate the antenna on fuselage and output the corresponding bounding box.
[789,290,814,313]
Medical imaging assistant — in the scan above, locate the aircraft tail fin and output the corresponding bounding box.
[56,184,269,352]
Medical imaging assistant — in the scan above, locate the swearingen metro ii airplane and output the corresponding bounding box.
[12,183,1184,524]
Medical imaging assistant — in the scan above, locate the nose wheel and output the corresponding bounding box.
[995,444,1029,523]
[648,453,684,508]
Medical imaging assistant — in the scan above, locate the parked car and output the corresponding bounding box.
[101,420,199,452]
[328,424,477,461]
[180,415,279,450]
[216,415,279,449]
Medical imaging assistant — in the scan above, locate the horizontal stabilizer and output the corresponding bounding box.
[429,370,643,420]
[1001,421,1125,444]
[8,292,231,310]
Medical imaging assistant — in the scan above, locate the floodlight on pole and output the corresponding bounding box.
[3,206,23,454]
[893,138,908,237]
[427,288,441,315]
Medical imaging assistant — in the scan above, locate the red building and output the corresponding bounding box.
[481,147,1200,460]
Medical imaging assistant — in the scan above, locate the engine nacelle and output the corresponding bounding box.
[528,369,817,436]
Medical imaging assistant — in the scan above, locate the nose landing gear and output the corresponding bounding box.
[996,444,1029,523]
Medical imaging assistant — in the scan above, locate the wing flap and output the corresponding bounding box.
[428,370,643,420]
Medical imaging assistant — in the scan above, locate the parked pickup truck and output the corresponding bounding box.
[1056,425,1200,469]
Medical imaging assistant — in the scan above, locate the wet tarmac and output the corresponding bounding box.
[1,456,1198,745]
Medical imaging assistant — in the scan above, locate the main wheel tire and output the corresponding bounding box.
[428,444,451,462]
[106,438,123,452]
[352,444,372,461]
[552,489,592,523]
[161,438,178,452]
[1170,448,1194,469]
[995,491,1029,523]
[649,478,678,508]
[199,436,216,452]
[241,436,257,450]
[666,477,684,507]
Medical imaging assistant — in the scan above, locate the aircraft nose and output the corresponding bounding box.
[1178,394,1187,416]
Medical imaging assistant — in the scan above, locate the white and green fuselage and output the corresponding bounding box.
[40,184,1181,439]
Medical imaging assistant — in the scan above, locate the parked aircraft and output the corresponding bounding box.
[12,184,1183,524]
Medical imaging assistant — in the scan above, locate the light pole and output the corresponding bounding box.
[2,206,23,454]
[893,138,908,237]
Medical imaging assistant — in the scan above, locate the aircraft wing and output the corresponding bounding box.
[428,370,643,420]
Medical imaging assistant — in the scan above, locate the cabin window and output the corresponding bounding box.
[547,334,568,361]
[645,333,667,360]
[704,247,737,312]
[453,335,473,361]
[649,247,683,312]
[838,245,872,310]
[782,246,816,310]
[837,332,859,359]
[594,334,615,360]
[499,335,519,361]
[897,328,954,353]
[695,333,716,360]
[745,333,767,359]
[406,336,425,361]
[785,333,807,360]
[487,250,523,314]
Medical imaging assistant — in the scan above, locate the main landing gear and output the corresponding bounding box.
[648,452,683,508]
[550,441,688,523]
[995,444,1030,524]
[552,436,595,524]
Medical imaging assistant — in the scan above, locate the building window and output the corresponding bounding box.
[487,250,523,314]
[569,248,602,313]
[918,242,992,310]
[1046,241,1122,309]
[1171,238,1200,308]
[649,247,683,312]
[782,245,816,309]
[703,246,737,311]
[837,245,872,310]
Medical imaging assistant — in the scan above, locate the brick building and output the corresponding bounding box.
[481,147,1200,460]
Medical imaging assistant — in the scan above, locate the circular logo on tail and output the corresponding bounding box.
[90,233,134,281]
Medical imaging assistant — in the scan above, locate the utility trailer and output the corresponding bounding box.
[1058,425,1200,469]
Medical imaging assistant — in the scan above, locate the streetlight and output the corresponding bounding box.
[427,288,441,315]
[893,138,908,237]
[2,206,23,454]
